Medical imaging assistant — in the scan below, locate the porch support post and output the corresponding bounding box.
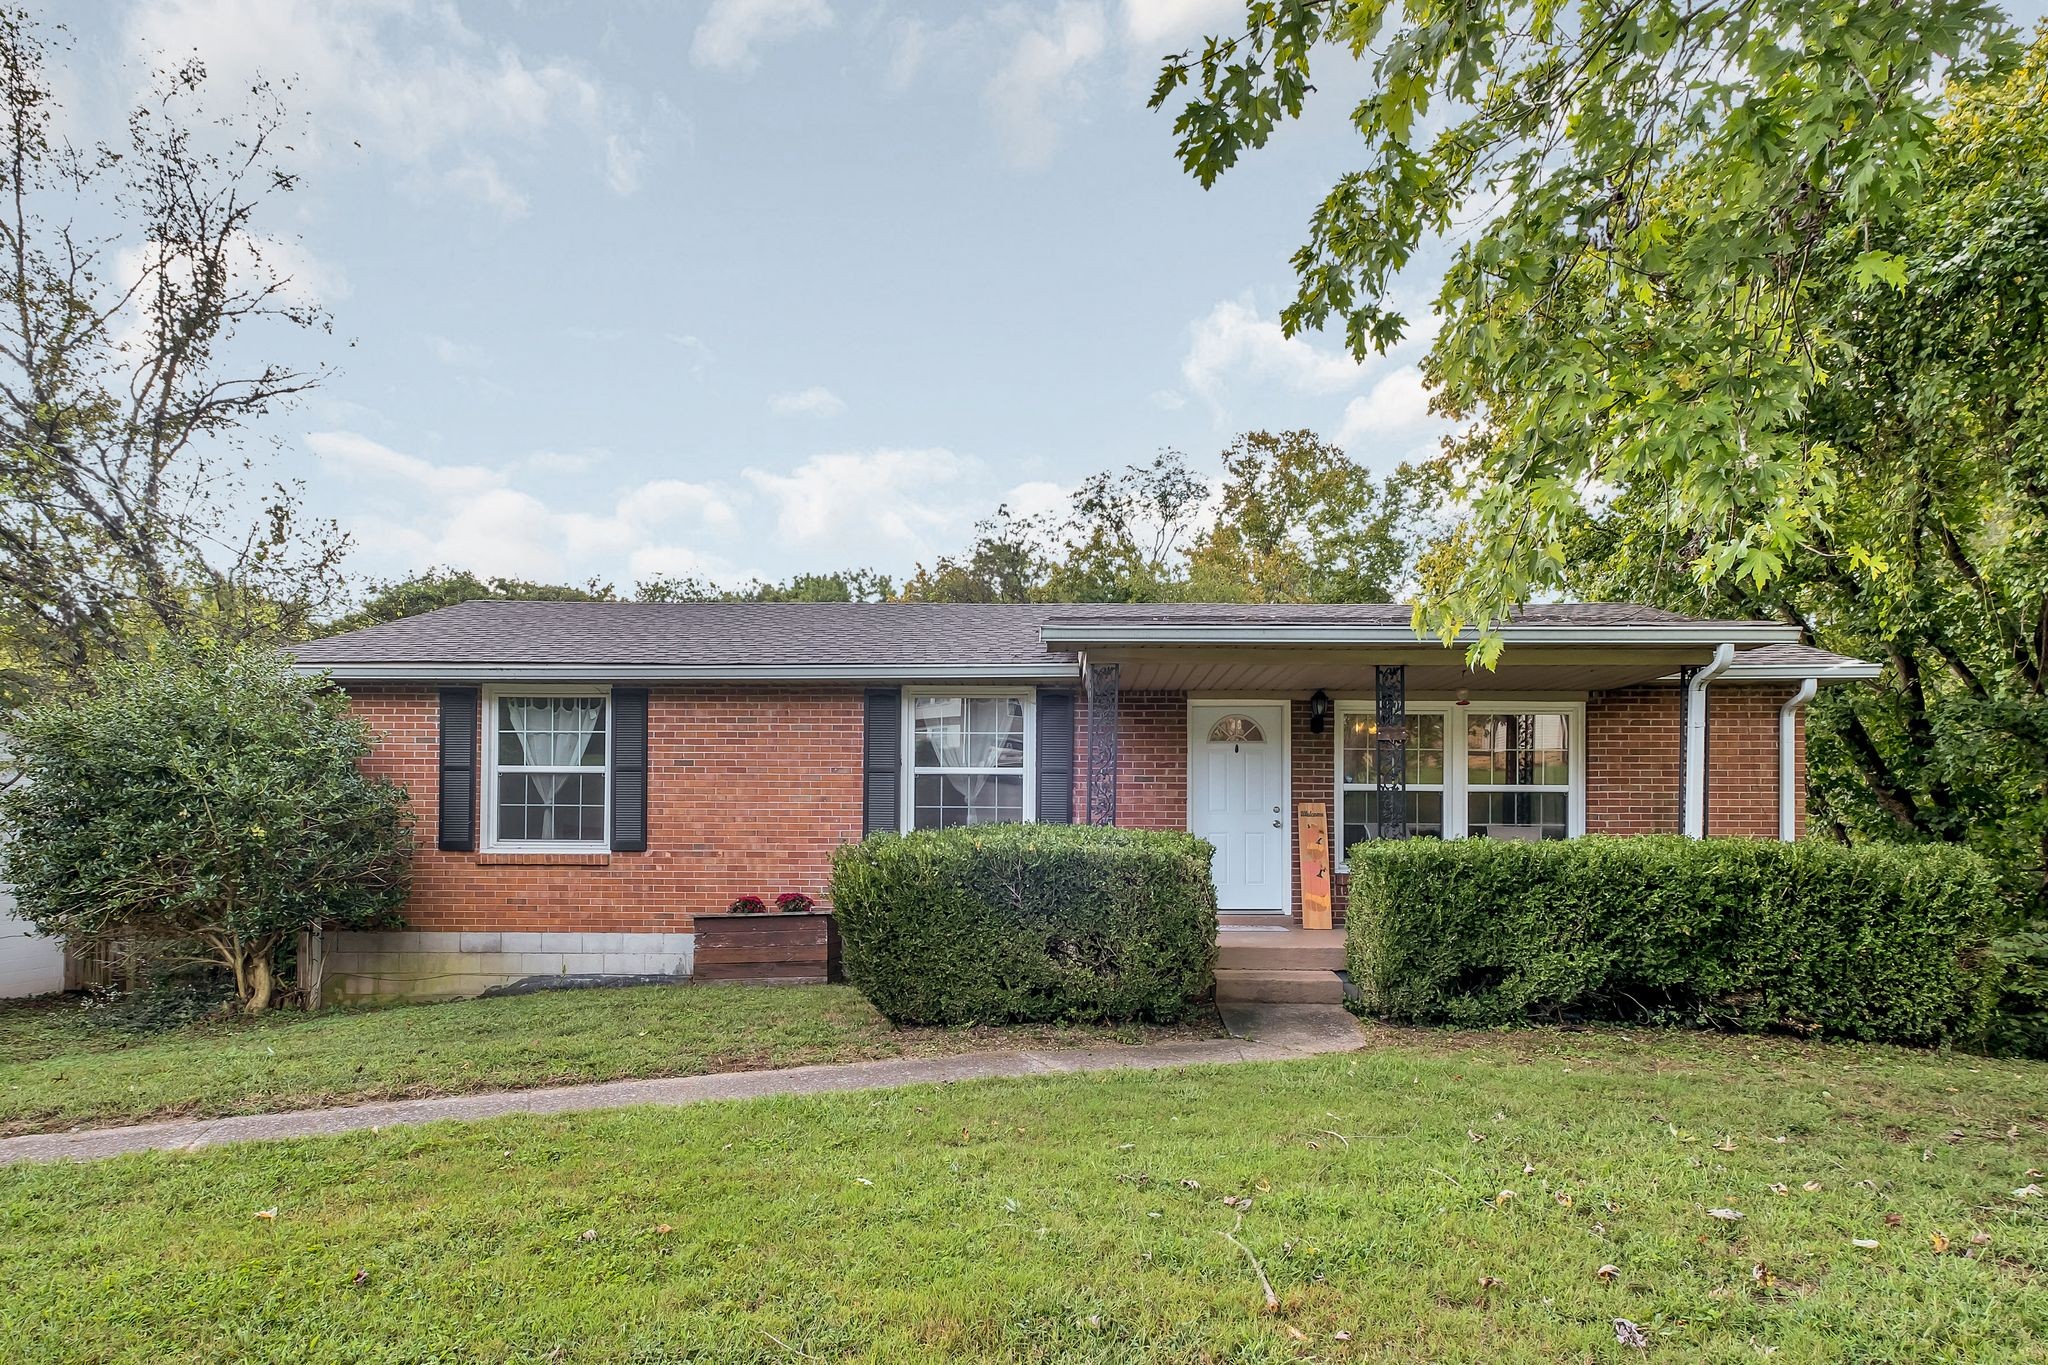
[1085,662,1120,826]
[1375,663,1407,839]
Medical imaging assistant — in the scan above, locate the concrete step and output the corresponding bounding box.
[1216,933,1346,972]
[1214,968,1346,1005]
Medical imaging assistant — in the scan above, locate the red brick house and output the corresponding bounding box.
[291,601,1875,1003]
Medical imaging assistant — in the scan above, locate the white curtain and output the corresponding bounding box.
[917,697,1021,816]
[505,698,603,839]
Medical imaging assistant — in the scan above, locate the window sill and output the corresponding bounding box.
[476,851,613,866]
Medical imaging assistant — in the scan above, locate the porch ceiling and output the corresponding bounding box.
[1080,643,1748,695]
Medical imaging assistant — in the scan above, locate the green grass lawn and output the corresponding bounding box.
[2,1028,2042,1362]
[0,984,1214,1136]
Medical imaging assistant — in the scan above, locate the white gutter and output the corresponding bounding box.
[1040,622,1801,649]
[1779,678,1818,842]
[1682,643,1736,838]
[289,661,1083,683]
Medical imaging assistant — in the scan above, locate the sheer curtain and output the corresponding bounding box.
[918,697,1022,816]
[505,698,602,840]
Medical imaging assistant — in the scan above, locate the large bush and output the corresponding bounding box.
[830,825,1217,1025]
[0,645,412,1011]
[1346,837,2003,1047]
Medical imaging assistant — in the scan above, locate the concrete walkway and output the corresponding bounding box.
[1,1003,1366,1166]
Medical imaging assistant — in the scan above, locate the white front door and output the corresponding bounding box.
[1187,702,1290,912]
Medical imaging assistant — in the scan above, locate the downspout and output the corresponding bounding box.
[1682,643,1736,838]
[1778,677,1817,842]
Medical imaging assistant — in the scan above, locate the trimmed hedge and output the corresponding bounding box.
[830,825,1218,1025]
[1346,836,2003,1047]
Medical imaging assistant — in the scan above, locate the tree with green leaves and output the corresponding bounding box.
[1152,0,2016,660]
[1186,430,1437,602]
[1558,38,2048,915]
[638,568,895,604]
[0,10,348,700]
[1,645,411,1012]
[320,569,616,635]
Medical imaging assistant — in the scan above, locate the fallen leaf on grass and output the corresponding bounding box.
[1596,1264,1620,1282]
[1970,1231,1992,1247]
[1852,1239,1881,1249]
[1478,1275,1503,1290]
[853,1177,873,1187]
[1768,1183,1789,1197]
[1333,1330,1352,1341]
[2012,1184,2044,1200]
[1707,1208,1745,1222]
[1802,1181,1823,1192]
[1283,1325,1306,1341]
[1883,1213,1903,1227]
[579,1229,598,1243]
[1180,1178,1202,1190]
[1468,1130,1487,1143]
[654,1223,673,1235]
[350,1269,369,1289]
[1752,1264,1775,1289]
[1614,1318,1648,1349]
[1491,1190,1518,1207]
[1555,1192,1574,1208]
[1931,1233,1950,1254]
[1714,1136,1738,1152]
[252,1208,277,1221]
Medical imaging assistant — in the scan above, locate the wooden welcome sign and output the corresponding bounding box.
[1297,802,1333,930]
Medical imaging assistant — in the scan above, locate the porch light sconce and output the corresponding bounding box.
[1308,689,1331,734]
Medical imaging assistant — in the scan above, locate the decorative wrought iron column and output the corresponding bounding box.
[1375,664,1408,839]
[1085,662,1120,826]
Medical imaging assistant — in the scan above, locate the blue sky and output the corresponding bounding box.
[44,1,2041,594]
[41,0,1453,593]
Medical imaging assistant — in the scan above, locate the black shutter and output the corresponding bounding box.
[437,688,479,852]
[863,687,902,835]
[610,687,650,853]
[1036,689,1075,824]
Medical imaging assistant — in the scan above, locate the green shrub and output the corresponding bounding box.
[830,825,1217,1025]
[1,644,412,1013]
[1345,836,2003,1047]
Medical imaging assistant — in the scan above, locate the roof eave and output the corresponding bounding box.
[1039,622,1804,649]
[290,661,1083,683]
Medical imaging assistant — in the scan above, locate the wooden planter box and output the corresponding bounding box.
[693,910,842,984]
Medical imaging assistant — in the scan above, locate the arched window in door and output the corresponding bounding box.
[1207,714,1266,744]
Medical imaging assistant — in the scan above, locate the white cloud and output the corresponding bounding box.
[1180,295,1364,403]
[444,156,529,217]
[985,1,1107,169]
[308,433,1044,587]
[744,449,970,545]
[691,0,835,74]
[883,18,929,94]
[123,0,646,215]
[426,334,486,367]
[769,386,847,418]
[1121,0,1238,47]
[310,431,736,581]
[1333,366,1441,455]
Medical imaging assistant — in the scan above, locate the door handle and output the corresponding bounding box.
[1272,819,1283,828]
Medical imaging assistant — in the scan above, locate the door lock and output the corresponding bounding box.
[1272,818,1283,828]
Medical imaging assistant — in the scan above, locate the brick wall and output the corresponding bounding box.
[1585,682,1803,838]
[345,683,863,935]
[1071,689,1188,832]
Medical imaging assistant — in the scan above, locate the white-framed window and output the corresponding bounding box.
[903,689,1035,832]
[1340,707,1448,851]
[1335,700,1584,865]
[483,686,611,851]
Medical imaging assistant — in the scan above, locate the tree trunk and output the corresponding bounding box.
[245,951,274,1013]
